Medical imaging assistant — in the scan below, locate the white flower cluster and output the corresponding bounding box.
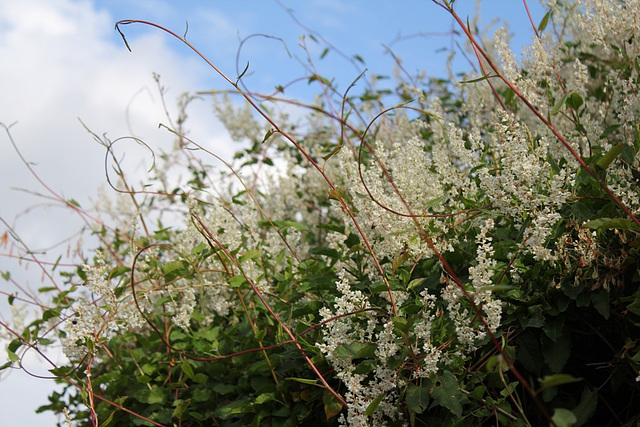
[317,271,404,427]
[165,281,196,330]
[62,297,103,359]
[317,263,501,425]
[81,250,113,305]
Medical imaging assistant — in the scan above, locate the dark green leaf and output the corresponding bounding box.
[286,377,318,385]
[574,387,598,426]
[599,124,621,140]
[566,92,583,110]
[516,331,543,375]
[214,398,253,419]
[365,394,384,416]
[310,247,340,258]
[538,10,551,32]
[236,61,250,82]
[584,217,640,231]
[261,128,276,144]
[354,359,377,375]
[49,366,73,377]
[591,290,610,319]
[405,383,430,414]
[432,371,464,417]
[543,334,571,373]
[539,374,581,390]
[212,383,236,395]
[333,342,377,360]
[42,308,60,322]
[109,265,130,278]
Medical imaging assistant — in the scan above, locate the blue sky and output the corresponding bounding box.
[0,0,545,424]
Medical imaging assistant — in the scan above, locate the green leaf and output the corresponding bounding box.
[228,275,247,288]
[521,305,545,328]
[538,10,551,32]
[254,392,274,405]
[240,249,261,264]
[516,331,543,375]
[432,371,463,417]
[236,61,250,82]
[181,361,195,381]
[285,377,318,385]
[543,334,570,373]
[283,220,310,231]
[566,92,583,110]
[8,339,21,354]
[599,124,621,139]
[323,390,343,420]
[486,355,508,373]
[42,308,60,322]
[539,374,582,390]
[333,342,377,360]
[212,383,236,395]
[162,260,188,275]
[504,87,516,106]
[407,278,426,290]
[2,271,11,281]
[67,198,81,208]
[391,316,409,334]
[627,298,640,316]
[591,290,610,319]
[405,383,430,414]
[551,93,570,115]
[109,265,130,278]
[194,373,208,384]
[353,359,377,375]
[322,143,343,161]
[596,144,626,170]
[573,387,598,426]
[214,398,253,419]
[365,394,384,416]
[261,128,276,144]
[7,349,19,363]
[460,74,498,84]
[172,399,191,421]
[310,247,340,258]
[49,366,73,377]
[552,408,577,427]
[584,217,640,231]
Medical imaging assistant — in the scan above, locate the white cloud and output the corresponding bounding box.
[0,0,232,424]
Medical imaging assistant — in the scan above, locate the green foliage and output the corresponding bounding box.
[3,1,640,426]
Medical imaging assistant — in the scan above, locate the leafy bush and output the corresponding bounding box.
[2,0,640,426]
